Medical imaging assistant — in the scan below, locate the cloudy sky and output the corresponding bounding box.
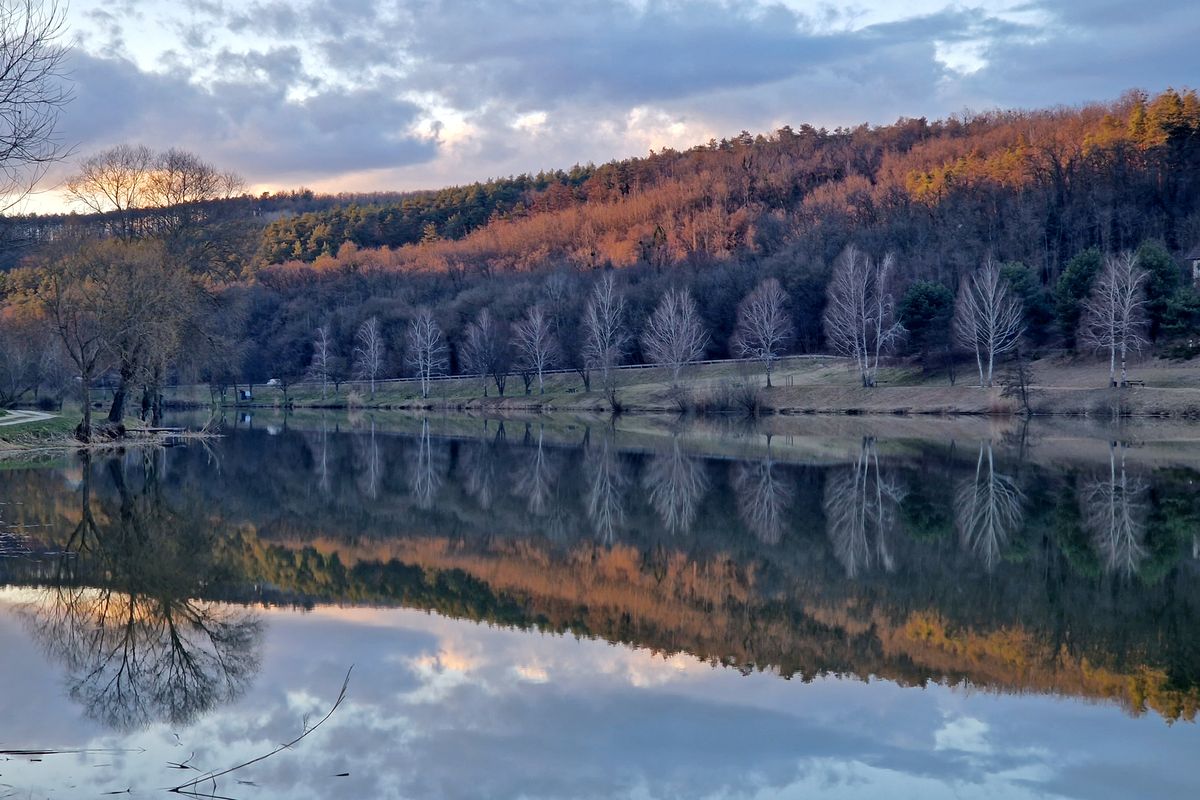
[30,0,1200,209]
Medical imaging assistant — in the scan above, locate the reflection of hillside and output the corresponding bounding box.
[3,424,1199,724]
[224,531,1199,722]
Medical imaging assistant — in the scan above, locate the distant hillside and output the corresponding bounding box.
[6,87,1197,281]
[252,87,1200,283]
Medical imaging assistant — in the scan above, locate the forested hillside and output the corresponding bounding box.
[2,88,1200,420]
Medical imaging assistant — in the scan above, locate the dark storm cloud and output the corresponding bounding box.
[58,0,1200,192]
[59,50,436,181]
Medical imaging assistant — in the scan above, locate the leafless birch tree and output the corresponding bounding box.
[0,0,70,211]
[513,304,557,395]
[953,260,1025,388]
[642,288,708,386]
[822,246,903,388]
[732,278,791,387]
[582,273,630,404]
[954,441,1024,572]
[405,308,446,400]
[306,324,332,399]
[353,316,384,398]
[461,308,509,396]
[1079,252,1149,388]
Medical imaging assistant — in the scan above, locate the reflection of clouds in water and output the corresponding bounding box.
[2,602,1198,799]
[934,716,993,754]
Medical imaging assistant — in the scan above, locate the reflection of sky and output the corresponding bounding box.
[1,594,1197,800]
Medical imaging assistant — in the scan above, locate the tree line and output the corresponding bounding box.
[2,88,1200,433]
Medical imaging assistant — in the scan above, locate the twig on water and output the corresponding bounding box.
[169,666,353,798]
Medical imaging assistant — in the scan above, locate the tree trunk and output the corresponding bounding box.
[108,384,127,423]
[77,373,93,442]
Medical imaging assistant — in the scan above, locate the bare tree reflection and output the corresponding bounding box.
[355,416,384,500]
[823,438,905,577]
[516,424,555,516]
[642,438,708,535]
[19,457,262,732]
[1082,443,1148,579]
[585,429,627,546]
[313,415,332,495]
[408,418,446,509]
[463,422,508,510]
[955,441,1025,572]
[732,438,792,545]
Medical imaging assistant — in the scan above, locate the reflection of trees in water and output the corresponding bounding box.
[824,438,905,577]
[516,424,555,516]
[731,439,792,545]
[1083,443,1148,579]
[585,429,627,546]
[462,421,508,510]
[408,418,446,509]
[955,441,1025,572]
[18,454,262,732]
[355,417,384,499]
[312,415,332,495]
[642,438,708,535]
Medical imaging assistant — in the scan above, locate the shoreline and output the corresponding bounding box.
[164,383,1200,419]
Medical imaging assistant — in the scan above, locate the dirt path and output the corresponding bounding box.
[0,410,55,428]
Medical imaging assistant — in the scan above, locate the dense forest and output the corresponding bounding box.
[2,88,1200,424]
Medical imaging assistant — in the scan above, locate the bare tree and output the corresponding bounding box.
[642,287,708,386]
[306,324,332,400]
[954,441,1024,572]
[1079,252,1149,388]
[0,317,42,406]
[353,316,384,399]
[823,437,905,577]
[732,277,791,387]
[954,260,1025,388]
[513,304,557,395]
[0,0,70,212]
[461,308,509,396]
[65,144,156,238]
[39,258,107,439]
[405,308,446,400]
[822,246,903,387]
[642,438,709,535]
[582,273,630,405]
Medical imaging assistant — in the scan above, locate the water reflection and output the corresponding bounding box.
[955,441,1025,572]
[643,437,708,535]
[3,414,1200,734]
[824,437,904,577]
[731,436,792,545]
[585,428,627,545]
[16,454,262,731]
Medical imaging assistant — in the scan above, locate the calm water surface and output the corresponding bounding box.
[1,413,1198,799]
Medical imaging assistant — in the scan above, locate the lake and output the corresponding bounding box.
[2,412,1198,799]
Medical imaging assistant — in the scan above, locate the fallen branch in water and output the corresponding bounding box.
[169,666,352,798]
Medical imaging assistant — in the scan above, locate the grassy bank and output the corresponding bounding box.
[165,354,1200,418]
